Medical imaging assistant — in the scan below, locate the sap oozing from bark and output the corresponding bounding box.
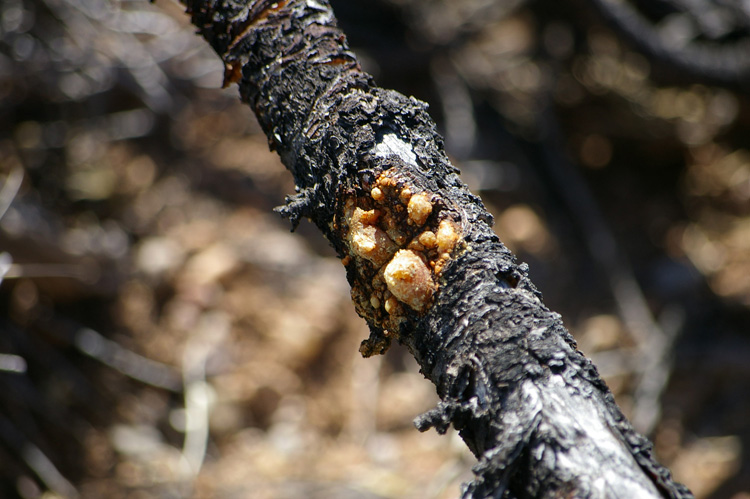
[340,168,462,356]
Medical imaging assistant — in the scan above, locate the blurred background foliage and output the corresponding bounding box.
[1,0,749,497]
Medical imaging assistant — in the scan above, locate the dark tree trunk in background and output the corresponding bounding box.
[182,1,693,497]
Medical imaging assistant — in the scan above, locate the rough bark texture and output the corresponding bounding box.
[183,1,693,497]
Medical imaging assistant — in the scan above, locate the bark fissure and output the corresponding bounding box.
[183,0,693,497]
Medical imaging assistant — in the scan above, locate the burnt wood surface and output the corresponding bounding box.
[182,0,693,497]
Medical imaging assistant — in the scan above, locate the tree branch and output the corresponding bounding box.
[181,1,693,496]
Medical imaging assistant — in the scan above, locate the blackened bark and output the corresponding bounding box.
[182,1,693,497]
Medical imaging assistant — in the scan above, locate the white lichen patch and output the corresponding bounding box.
[372,133,418,166]
[383,249,435,312]
[407,192,432,226]
[348,207,397,266]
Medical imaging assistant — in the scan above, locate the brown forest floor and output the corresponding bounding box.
[1,0,749,498]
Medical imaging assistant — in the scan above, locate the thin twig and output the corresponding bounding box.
[0,353,27,373]
[75,327,183,392]
[0,167,23,222]
[179,311,229,478]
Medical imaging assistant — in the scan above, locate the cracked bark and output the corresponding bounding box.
[181,1,693,497]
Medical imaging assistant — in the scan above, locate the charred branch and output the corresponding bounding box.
[181,1,692,497]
